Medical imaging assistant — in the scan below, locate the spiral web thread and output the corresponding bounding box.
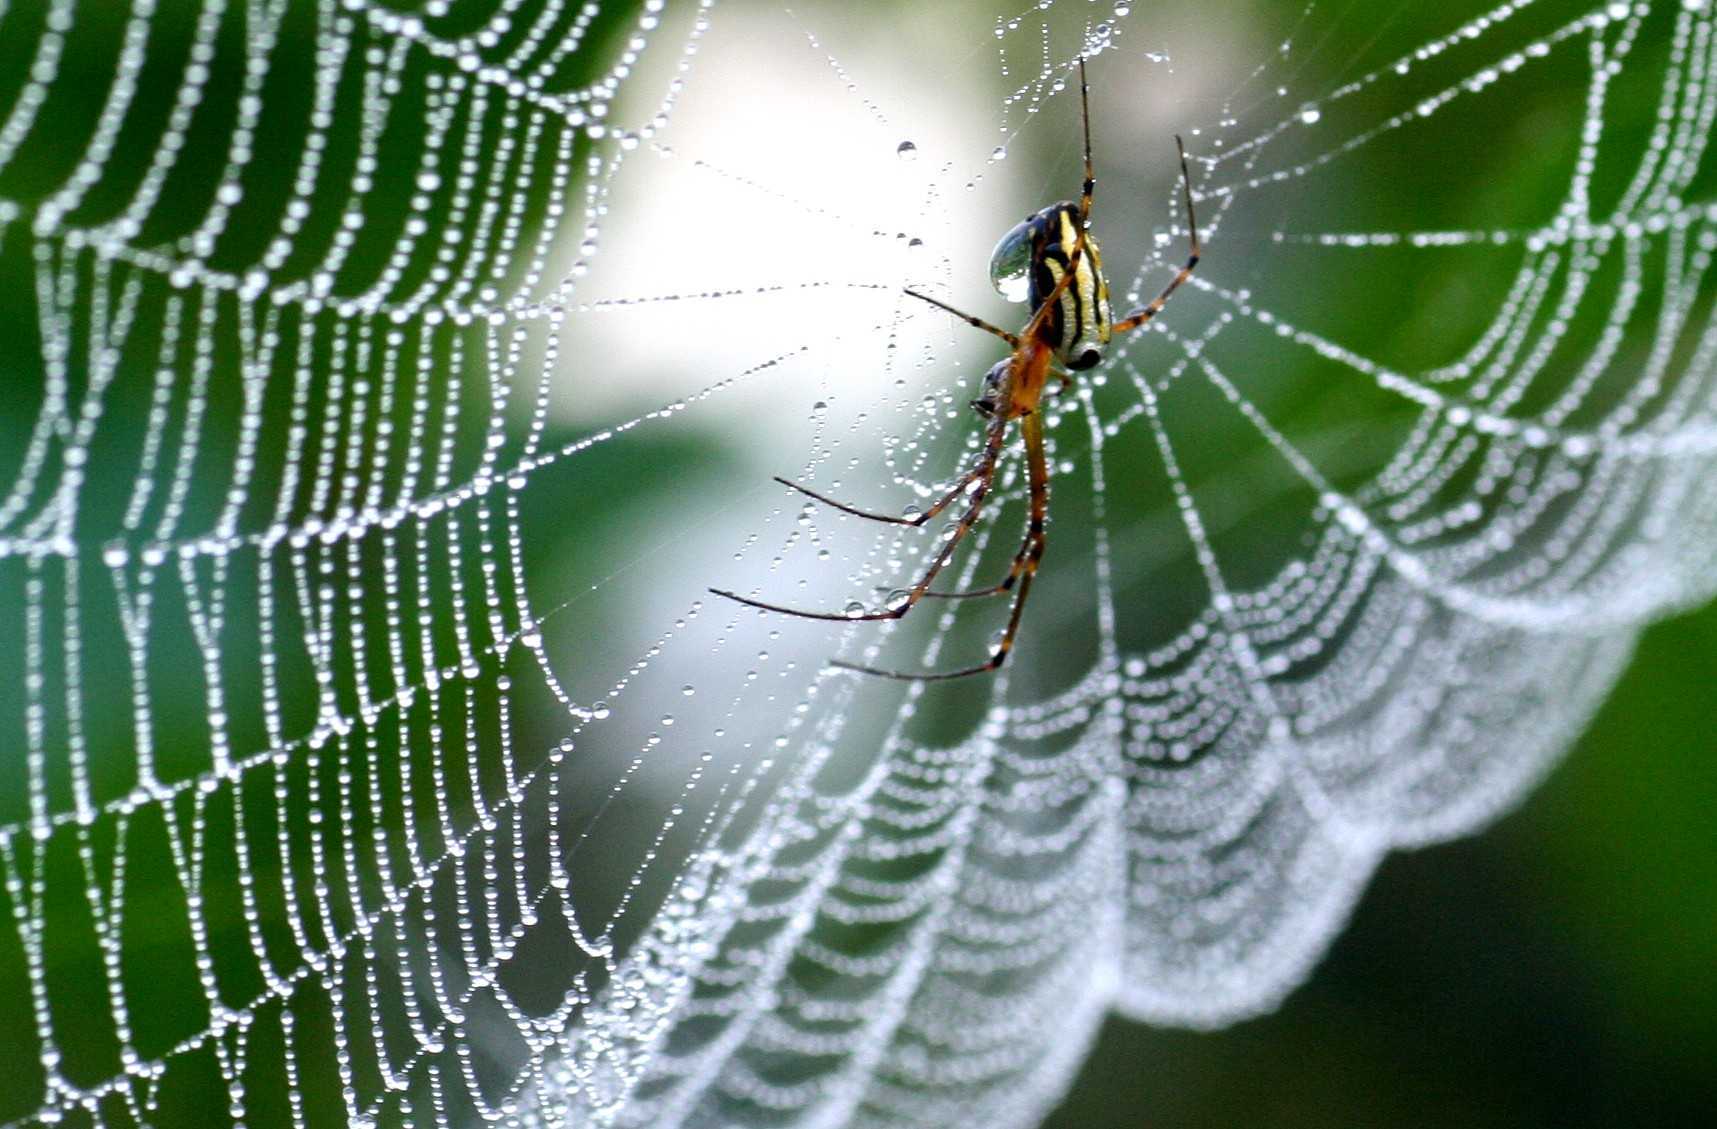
[0,0,1714,1127]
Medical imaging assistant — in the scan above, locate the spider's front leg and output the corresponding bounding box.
[710,417,1012,624]
[833,410,1051,681]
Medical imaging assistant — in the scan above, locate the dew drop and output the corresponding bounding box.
[896,140,918,160]
[844,600,867,618]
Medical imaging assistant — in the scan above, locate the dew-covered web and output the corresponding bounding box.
[1,0,1714,1126]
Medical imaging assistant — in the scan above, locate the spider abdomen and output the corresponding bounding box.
[992,202,1114,370]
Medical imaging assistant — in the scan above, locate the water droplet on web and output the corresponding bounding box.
[844,600,867,618]
[681,684,695,697]
[1299,105,1322,125]
[896,140,918,160]
[990,145,1008,161]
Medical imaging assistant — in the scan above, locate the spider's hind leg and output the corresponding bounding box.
[1111,135,1201,336]
[904,288,1021,348]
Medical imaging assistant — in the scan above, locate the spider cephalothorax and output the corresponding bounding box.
[712,56,1200,680]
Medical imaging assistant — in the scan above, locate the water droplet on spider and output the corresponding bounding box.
[896,139,918,160]
[844,600,868,618]
[989,218,1033,302]
[990,145,1008,161]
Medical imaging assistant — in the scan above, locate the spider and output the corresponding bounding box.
[711,57,1200,680]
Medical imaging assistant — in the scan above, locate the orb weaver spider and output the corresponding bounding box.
[712,57,1200,680]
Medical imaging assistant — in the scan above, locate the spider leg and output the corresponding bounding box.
[904,288,1021,347]
[713,418,1011,623]
[1007,55,1096,354]
[790,63,1094,668]
[907,57,1094,363]
[1111,136,1201,335]
[1077,55,1095,227]
[832,411,1049,680]
[921,505,1041,599]
[772,438,992,529]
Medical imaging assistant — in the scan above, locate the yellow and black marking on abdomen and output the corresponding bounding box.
[1026,202,1113,370]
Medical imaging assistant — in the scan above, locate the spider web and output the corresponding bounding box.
[1,0,1714,1126]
